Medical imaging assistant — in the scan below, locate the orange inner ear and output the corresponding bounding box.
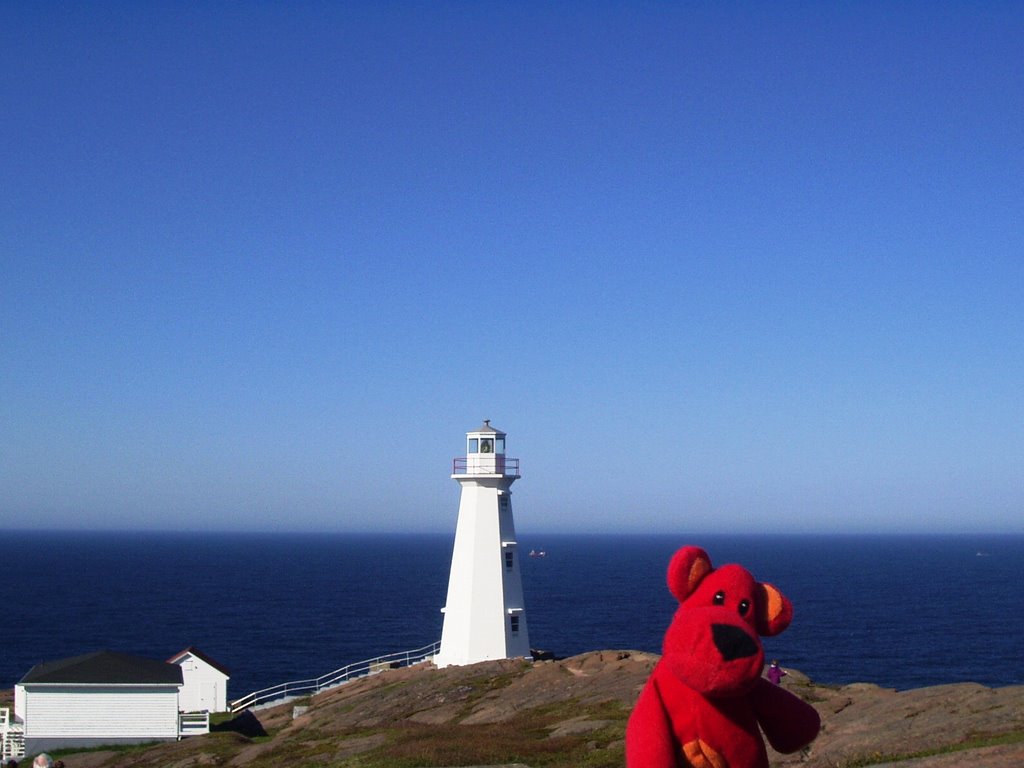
[688,556,712,594]
[760,584,784,622]
[756,583,788,634]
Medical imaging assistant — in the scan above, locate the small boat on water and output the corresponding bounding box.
[529,549,546,558]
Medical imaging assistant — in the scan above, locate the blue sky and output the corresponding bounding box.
[2,2,1021,535]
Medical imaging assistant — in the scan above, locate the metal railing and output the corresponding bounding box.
[227,640,440,713]
[452,457,520,476]
[1,708,25,761]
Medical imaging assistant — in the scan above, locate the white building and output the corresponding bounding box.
[16,650,186,754]
[434,421,531,668]
[167,646,231,713]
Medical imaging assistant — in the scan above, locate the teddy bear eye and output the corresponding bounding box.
[713,591,726,605]
[738,599,751,616]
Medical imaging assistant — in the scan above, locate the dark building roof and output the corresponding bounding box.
[166,646,231,676]
[20,650,184,686]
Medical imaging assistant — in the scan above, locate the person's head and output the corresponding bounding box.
[32,755,52,768]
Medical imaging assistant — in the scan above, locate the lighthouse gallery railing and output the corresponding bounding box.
[452,457,520,475]
[227,641,440,713]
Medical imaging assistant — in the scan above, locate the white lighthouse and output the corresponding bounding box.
[434,420,531,668]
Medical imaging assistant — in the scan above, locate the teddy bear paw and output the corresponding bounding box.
[683,738,728,768]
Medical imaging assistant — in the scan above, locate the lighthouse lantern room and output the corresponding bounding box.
[434,420,530,668]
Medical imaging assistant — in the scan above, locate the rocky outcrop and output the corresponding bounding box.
[778,672,1024,767]
[36,651,1024,768]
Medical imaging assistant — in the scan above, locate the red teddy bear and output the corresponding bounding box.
[626,546,821,768]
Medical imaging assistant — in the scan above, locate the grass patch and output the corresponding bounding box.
[49,741,162,758]
[841,729,1024,766]
[338,697,629,768]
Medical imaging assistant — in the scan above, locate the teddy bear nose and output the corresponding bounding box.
[712,623,759,661]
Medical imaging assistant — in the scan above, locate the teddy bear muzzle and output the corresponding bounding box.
[712,622,760,661]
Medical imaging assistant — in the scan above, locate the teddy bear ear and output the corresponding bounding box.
[666,546,713,603]
[755,582,793,636]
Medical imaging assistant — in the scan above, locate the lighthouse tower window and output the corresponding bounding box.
[505,551,514,569]
[480,438,494,453]
[510,615,520,634]
[469,438,479,453]
[495,437,505,453]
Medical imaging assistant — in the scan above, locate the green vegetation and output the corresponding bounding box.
[840,729,1024,767]
[323,699,629,768]
[202,688,630,768]
[47,741,162,759]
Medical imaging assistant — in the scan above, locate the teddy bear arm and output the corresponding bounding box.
[626,680,683,768]
[749,678,821,754]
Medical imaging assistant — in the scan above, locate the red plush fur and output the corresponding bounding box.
[626,546,821,768]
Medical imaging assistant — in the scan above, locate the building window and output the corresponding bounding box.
[500,496,509,511]
[505,551,514,569]
[510,615,520,634]
[495,437,505,453]
[469,438,479,453]
[480,438,494,453]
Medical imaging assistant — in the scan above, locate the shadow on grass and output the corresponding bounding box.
[210,709,268,738]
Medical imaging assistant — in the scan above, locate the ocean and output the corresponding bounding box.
[1,532,1021,700]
